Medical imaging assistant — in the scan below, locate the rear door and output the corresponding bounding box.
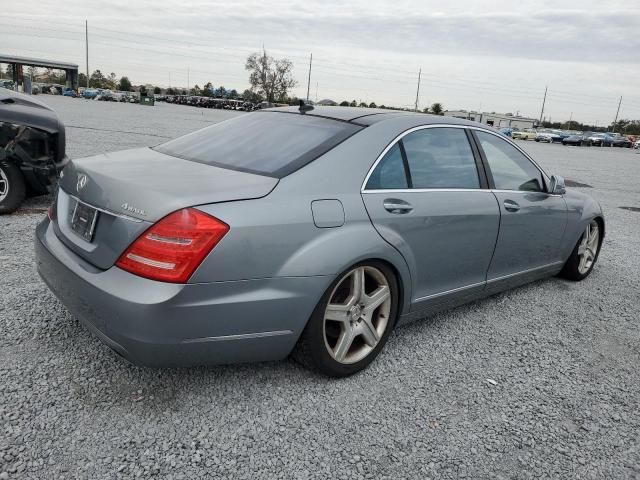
[361,126,500,308]
[472,130,567,282]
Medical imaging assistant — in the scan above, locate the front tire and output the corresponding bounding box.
[0,161,26,214]
[292,261,399,377]
[559,219,602,281]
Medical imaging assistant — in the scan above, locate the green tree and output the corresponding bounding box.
[242,89,262,103]
[245,49,297,102]
[191,84,201,95]
[140,85,148,96]
[228,89,238,99]
[350,100,357,107]
[79,72,88,87]
[430,102,444,115]
[89,69,107,88]
[153,86,161,94]
[105,72,117,90]
[166,87,175,95]
[369,102,377,108]
[118,76,132,92]
[339,100,349,107]
[214,86,227,98]
[203,82,213,96]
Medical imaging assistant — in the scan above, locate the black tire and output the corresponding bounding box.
[559,219,602,281]
[0,161,26,215]
[292,261,399,377]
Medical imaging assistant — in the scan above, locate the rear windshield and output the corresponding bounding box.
[154,111,362,177]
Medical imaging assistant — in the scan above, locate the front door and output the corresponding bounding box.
[362,126,500,308]
[472,130,568,282]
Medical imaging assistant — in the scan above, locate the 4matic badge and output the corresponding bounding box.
[121,202,147,216]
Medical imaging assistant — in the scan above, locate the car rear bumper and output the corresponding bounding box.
[35,219,331,367]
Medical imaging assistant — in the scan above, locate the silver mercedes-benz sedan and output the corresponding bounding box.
[35,106,604,377]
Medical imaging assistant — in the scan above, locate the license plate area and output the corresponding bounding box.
[70,200,99,242]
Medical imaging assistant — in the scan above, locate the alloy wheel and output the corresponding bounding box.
[577,220,599,275]
[0,167,9,203]
[323,266,392,364]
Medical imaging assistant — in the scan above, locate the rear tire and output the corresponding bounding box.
[0,161,26,215]
[559,219,602,281]
[292,261,399,377]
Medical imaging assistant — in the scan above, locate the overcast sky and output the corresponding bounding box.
[3,1,640,125]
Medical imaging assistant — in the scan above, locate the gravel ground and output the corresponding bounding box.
[1,96,640,479]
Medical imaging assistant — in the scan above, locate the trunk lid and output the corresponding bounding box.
[53,147,278,269]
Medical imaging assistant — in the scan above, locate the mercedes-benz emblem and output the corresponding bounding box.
[77,174,88,192]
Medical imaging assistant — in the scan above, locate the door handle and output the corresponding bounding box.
[383,199,413,214]
[503,199,520,212]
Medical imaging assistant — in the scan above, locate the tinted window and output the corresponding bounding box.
[476,131,544,192]
[365,143,408,190]
[402,128,480,189]
[154,112,361,177]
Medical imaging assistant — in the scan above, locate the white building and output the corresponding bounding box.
[444,110,538,129]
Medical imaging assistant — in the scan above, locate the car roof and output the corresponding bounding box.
[262,106,480,128]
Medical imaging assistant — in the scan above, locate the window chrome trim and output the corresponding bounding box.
[68,194,144,223]
[361,123,551,194]
[491,189,563,197]
[362,187,562,196]
[363,188,491,194]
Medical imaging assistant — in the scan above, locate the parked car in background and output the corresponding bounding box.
[499,127,513,137]
[35,107,605,376]
[512,128,537,140]
[82,89,99,99]
[612,136,632,148]
[0,88,66,213]
[589,133,614,147]
[96,90,114,101]
[535,129,563,143]
[62,88,77,98]
[634,139,640,149]
[562,133,593,146]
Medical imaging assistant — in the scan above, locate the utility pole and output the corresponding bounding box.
[306,53,312,102]
[315,81,318,103]
[85,20,89,88]
[568,112,573,130]
[538,86,547,125]
[612,96,622,133]
[414,68,421,112]
[187,67,190,95]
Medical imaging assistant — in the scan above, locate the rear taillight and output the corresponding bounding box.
[115,208,229,283]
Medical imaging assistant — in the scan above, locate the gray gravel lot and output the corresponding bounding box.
[1,96,640,479]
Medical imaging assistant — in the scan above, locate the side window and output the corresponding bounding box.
[402,128,480,189]
[475,131,544,192]
[365,143,408,190]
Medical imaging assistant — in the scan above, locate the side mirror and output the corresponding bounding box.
[549,175,566,195]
